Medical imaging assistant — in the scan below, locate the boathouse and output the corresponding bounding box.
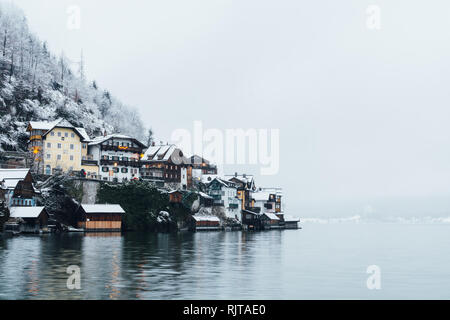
[191,215,221,231]
[261,212,280,230]
[8,206,49,233]
[76,204,125,232]
[284,216,300,229]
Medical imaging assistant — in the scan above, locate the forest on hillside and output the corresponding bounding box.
[0,2,146,151]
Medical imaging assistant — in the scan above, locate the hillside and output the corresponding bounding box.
[0,2,146,151]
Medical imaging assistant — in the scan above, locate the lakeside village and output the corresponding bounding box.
[0,118,300,235]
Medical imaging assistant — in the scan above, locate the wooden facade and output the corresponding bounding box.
[76,205,124,232]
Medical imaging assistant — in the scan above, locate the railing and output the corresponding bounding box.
[100,144,142,154]
[81,160,99,166]
[100,159,141,168]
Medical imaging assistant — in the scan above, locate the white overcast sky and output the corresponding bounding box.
[8,0,450,217]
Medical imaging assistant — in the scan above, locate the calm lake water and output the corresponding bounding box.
[1,223,450,300]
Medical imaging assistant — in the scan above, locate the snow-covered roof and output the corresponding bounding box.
[75,127,91,142]
[259,187,283,197]
[225,174,255,186]
[0,169,30,189]
[89,134,146,148]
[192,215,220,222]
[207,177,237,188]
[143,144,188,163]
[198,192,213,199]
[10,206,46,219]
[81,204,125,214]
[263,212,280,221]
[252,191,271,202]
[201,174,219,184]
[28,119,60,131]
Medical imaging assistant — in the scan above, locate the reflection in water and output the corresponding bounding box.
[1,225,450,299]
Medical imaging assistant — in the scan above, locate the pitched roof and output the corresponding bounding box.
[252,191,271,202]
[143,144,188,163]
[263,212,280,221]
[208,177,236,188]
[0,168,30,189]
[192,215,220,222]
[81,204,125,214]
[88,134,146,148]
[10,207,46,219]
[28,119,61,131]
[225,174,255,185]
[75,128,91,142]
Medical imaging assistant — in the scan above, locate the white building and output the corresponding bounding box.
[207,177,242,221]
[87,134,147,183]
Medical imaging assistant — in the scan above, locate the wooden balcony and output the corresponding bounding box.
[100,144,142,154]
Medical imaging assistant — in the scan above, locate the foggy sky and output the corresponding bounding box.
[8,0,450,217]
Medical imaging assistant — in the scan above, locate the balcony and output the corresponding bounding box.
[100,159,141,168]
[81,160,98,166]
[101,144,142,154]
[213,200,225,206]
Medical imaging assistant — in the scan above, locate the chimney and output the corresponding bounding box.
[152,142,155,147]
[235,172,238,177]
[243,174,246,178]
[103,130,107,137]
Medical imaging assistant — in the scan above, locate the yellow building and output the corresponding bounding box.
[27,119,98,176]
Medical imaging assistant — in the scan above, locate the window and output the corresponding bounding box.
[57,155,62,160]
[70,155,74,161]
[58,132,61,137]
[71,133,75,138]
[102,167,109,172]
[65,133,68,137]
[82,144,87,149]
[58,143,61,149]
[121,168,128,173]
[47,143,51,148]
[46,154,51,159]
[70,144,74,150]
[113,167,119,173]
[51,132,55,136]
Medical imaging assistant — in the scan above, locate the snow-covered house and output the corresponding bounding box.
[0,168,37,207]
[207,178,242,221]
[225,173,257,211]
[140,144,192,189]
[7,207,49,233]
[88,134,146,183]
[190,155,218,183]
[75,204,125,232]
[27,119,93,176]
